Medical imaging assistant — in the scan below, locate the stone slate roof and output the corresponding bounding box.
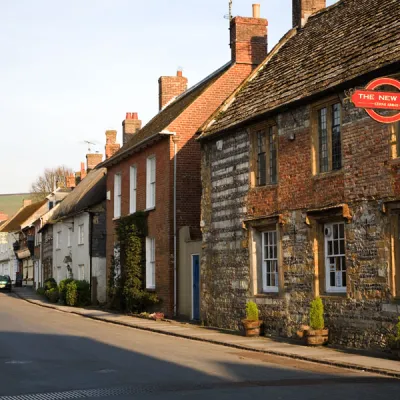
[0,200,47,233]
[101,63,231,167]
[51,168,106,221]
[199,0,400,138]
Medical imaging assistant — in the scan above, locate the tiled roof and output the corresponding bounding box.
[51,168,106,220]
[199,0,400,138]
[0,200,47,233]
[101,63,231,167]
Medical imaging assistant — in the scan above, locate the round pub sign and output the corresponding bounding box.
[351,77,400,124]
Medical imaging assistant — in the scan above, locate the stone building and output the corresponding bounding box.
[197,0,400,350]
[101,5,268,319]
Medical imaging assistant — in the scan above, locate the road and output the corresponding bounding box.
[0,292,399,400]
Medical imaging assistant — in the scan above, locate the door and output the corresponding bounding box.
[192,254,200,320]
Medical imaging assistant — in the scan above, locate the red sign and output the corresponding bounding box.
[351,77,400,124]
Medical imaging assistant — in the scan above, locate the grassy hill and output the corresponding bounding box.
[0,193,32,218]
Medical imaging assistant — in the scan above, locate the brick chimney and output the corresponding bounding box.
[86,153,103,172]
[230,4,268,66]
[66,173,76,189]
[23,199,32,207]
[105,130,120,159]
[0,212,8,222]
[158,70,188,111]
[292,0,326,28]
[122,112,142,145]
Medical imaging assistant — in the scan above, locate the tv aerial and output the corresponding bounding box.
[83,140,97,153]
[224,0,233,21]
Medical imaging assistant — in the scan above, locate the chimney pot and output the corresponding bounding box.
[177,69,183,77]
[252,4,260,18]
[132,112,138,120]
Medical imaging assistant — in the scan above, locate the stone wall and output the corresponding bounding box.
[200,84,400,350]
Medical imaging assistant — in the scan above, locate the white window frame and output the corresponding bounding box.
[67,227,72,247]
[130,165,137,214]
[56,231,62,250]
[78,264,85,281]
[146,156,156,209]
[324,222,346,293]
[262,230,279,293]
[78,224,84,245]
[114,173,122,218]
[146,237,155,289]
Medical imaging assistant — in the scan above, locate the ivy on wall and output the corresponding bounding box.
[108,211,159,313]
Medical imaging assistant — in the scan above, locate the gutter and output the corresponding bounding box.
[159,130,178,317]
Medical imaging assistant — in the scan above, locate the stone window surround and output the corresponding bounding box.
[386,201,400,299]
[311,95,343,176]
[248,121,278,188]
[307,204,351,298]
[246,214,284,297]
[389,122,400,161]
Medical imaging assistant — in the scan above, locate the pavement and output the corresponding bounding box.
[1,289,400,400]
[11,286,400,379]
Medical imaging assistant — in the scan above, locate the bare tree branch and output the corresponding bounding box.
[30,165,73,201]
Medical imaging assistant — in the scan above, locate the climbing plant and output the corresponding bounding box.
[114,211,159,313]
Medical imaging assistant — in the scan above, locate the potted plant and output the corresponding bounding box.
[388,317,400,359]
[242,301,261,337]
[305,297,329,346]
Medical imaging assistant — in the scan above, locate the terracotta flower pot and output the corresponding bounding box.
[306,328,329,346]
[242,319,261,337]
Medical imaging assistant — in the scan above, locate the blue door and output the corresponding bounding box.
[192,255,200,320]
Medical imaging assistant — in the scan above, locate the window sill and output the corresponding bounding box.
[312,169,343,180]
[388,158,400,167]
[56,248,61,251]
[78,243,84,246]
[251,184,278,190]
[320,292,347,300]
[254,292,282,298]
[145,207,156,212]
[146,287,156,291]
[112,217,121,221]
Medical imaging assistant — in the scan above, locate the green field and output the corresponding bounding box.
[0,193,31,218]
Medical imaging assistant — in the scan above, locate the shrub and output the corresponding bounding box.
[389,317,400,349]
[310,297,324,330]
[36,287,46,296]
[43,278,57,291]
[45,288,59,303]
[58,278,74,304]
[76,280,91,306]
[66,281,78,306]
[246,301,259,321]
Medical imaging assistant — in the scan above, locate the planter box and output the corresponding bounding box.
[242,320,261,337]
[306,329,329,346]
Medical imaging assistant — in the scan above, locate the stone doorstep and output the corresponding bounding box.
[12,291,400,379]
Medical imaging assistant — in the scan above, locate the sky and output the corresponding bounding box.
[0,0,338,194]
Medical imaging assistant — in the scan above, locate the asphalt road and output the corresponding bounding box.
[0,292,399,400]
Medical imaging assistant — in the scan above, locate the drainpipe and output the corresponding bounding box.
[88,211,93,300]
[160,131,178,316]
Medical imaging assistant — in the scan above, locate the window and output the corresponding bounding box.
[324,222,346,293]
[314,101,342,174]
[146,156,156,209]
[56,231,61,250]
[262,231,279,292]
[254,126,277,186]
[130,166,137,214]
[390,121,400,159]
[67,228,72,247]
[114,173,122,218]
[78,264,85,281]
[78,224,84,245]
[146,237,155,289]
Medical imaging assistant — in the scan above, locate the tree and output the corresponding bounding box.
[30,166,73,201]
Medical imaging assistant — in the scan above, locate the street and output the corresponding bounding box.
[0,293,399,400]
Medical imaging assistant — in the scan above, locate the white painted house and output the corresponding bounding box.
[0,232,18,280]
[51,168,107,303]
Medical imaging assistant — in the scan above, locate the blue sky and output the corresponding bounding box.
[0,0,337,194]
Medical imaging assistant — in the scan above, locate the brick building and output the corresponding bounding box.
[198,0,400,350]
[101,5,268,318]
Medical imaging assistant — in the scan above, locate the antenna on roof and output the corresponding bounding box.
[84,140,96,153]
[224,0,233,22]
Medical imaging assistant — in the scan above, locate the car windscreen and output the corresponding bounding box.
[0,276,9,281]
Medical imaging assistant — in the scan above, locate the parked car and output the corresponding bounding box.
[0,275,12,292]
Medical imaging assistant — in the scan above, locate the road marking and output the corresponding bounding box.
[5,361,32,365]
